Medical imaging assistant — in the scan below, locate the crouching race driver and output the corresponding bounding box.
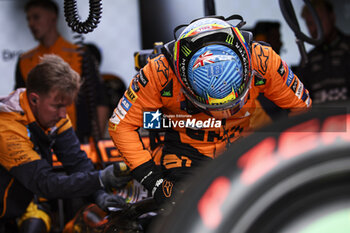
[109,16,311,206]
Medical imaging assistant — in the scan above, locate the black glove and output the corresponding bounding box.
[113,161,133,188]
[152,179,177,204]
[131,160,180,205]
[94,190,126,212]
[99,162,132,191]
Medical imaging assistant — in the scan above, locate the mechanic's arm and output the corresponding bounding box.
[53,125,96,174]
[52,118,131,193]
[10,158,101,199]
[109,57,175,203]
[1,133,119,201]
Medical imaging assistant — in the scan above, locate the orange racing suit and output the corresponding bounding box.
[0,89,102,221]
[108,42,311,201]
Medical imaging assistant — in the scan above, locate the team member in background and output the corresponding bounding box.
[14,0,109,142]
[0,55,126,233]
[108,16,311,205]
[296,0,350,104]
[252,21,283,54]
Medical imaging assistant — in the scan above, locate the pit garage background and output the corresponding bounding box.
[0,0,349,97]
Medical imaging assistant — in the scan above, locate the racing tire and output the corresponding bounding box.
[150,104,350,233]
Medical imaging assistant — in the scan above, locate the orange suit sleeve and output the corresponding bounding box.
[251,42,312,112]
[108,56,167,170]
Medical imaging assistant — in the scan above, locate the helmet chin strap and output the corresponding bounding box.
[180,97,203,115]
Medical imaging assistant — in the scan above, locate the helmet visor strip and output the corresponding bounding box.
[174,26,251,110]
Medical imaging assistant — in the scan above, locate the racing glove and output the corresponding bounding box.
[99,162,132,191]
[94,190,126,212]
[131,160,177,204]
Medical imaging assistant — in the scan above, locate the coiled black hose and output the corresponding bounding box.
[279,0,323,45]
[64,0,102,34]
[63,0,105,166]
[279,0,324,66]
[79,41,106,168]
[71,33,105,168]
[80,48,101,140]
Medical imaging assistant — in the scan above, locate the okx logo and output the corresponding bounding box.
[143,110,162,129]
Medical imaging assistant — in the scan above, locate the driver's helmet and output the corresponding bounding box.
[173,17,252,119]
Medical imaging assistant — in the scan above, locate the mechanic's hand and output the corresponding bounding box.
[95,190,126,212]
[99,162,132,190]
